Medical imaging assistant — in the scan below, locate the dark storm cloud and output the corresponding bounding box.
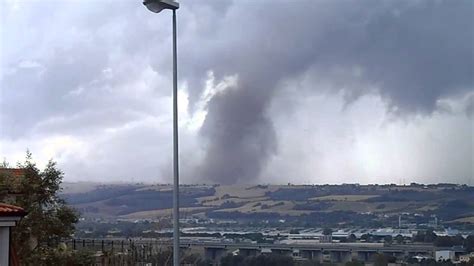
[1,0,472,184]
[182,0,473,184]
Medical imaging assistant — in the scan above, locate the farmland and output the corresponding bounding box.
[62,183,474,229]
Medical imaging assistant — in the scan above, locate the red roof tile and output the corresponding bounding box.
[0,168,24,178]
[0,168,26,195]
[0,203,26,217]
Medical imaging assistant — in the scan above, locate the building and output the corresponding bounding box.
[434,228,460,237]
[0,168,25,203]
[0,203,26,266]
[435,250,455,262]
[459,252,474,263]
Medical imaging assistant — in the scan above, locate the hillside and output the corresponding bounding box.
[61,183,474,228]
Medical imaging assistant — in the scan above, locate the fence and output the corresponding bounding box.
[65,239,176,266]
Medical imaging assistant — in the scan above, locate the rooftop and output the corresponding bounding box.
[0,168,26,195]
[0,168,24,178]
[0,203,26,217]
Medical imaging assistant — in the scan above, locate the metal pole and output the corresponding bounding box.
[172,8,180,266]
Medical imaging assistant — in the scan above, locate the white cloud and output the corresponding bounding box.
[1,0,472,185]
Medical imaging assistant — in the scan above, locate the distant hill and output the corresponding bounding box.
[61,183,474,227]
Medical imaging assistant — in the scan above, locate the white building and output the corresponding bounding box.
[434,228,460,237]
[0,203,26,266]
[435,250,455,262]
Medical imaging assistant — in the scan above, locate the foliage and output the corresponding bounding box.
[65,184,216,216]
[223,233,273,243]
[435,199,474,220]
[147,249,211,266]
[27,247,95,266]
[346,259,364,266]
[63,185,139,204]
[293,201,332,211]
[418,258,455,266]
[221,254,245,266]
[384,235,393,244]
[347,233,357,242]
[299,261,323,266]
[289,229,300,234]
[373,253,388,266]
[322,227,333,236]
[221,254,294,266]
[414,229,437,243]
[63,182,474,229]
[412,230,474,253]
[435,235,464,247]
[220,200,245,209]
[0,152,88,265]
[365,190,440,202]
[465,235,474,252]
[395,234,404,244]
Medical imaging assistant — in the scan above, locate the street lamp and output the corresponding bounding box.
[143,1,180,266]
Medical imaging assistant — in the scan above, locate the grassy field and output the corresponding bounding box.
[61,182,106,194]
[310,195,378,201]
[121,207,213,219]
[200,196,269,207]
[449,216,474,224]
[215,200,312,216]
[63,183,473,225]
[198,185,280,200]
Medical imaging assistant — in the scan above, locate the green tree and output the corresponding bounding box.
[347,233,357,243]
[0,152,83,265]
[435,235,464,247]
[394,234,404,244]
[384,235,393,244]
[323,228,333,236]
[221,254,244,266]
[424,229,437,243]
[244,254,294,266]
[221,254,294,266]
[300,260,323,266]
[290,229,300,234]
[373,253,388,266]
[361,233,372,242]
[346,259,364,266]
[464,235,474,252]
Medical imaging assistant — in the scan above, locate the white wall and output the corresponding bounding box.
[436,250,455,261]
[0,227,10,266]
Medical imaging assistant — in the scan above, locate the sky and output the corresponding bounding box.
[0,0,473,185]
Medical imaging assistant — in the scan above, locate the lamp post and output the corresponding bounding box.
[143,1,180,265]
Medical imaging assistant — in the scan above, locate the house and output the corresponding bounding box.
[0,168,25,203]
[435,250,455,262]
[0,203,26,266]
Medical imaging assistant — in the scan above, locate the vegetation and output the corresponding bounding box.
[221,254,294,266]
[322,227,333,236]
[293,201,331,211]
[0,152,90,265]
[144,250,211,266]
[220,200,246,209]
[66,185,216,215]
[373,253,396,266]
[346,260,364,266]
[62,182,474,229]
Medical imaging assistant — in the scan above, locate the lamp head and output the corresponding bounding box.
[143,0,179,13]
